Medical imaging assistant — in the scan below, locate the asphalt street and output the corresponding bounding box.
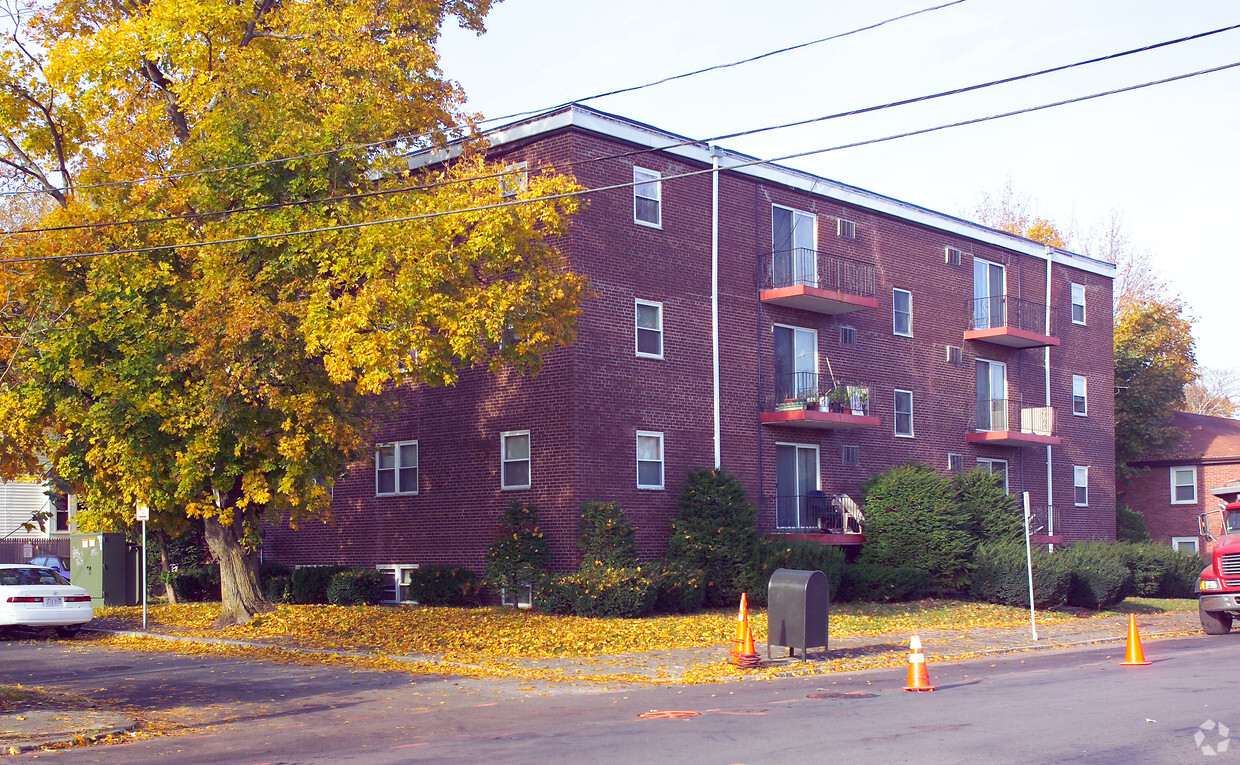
[3,631,1239,764]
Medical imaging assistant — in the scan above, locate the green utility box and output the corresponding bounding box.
[70,533,140,607]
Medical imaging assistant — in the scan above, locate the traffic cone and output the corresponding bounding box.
[730,593,749,652]
[732,619,761,668]
[1119,613,1151,666]
[903,633,936,691]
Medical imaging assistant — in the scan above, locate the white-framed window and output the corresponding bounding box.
[500,161,528,198]
[1074,465,1089,507]
[636,431,664,490]
[976,358,1008,432]
[894,389,914,437]
[501,430,531,490]
[977,458,1009,493]
[947,453,963,472]
[842,444,859,466]
[1072,375,1088,416]
[973,258,1006,330]
[776,442,821,529]
[837,218,856,239]
[839,325,857,348]
[375,440,418,496]
[1070,283,1086,325]
[893,288,912,336]
[1172,536,1200,554]
[375,564,420,603]
[772,205,817,288]
[635,299,663,358]
[1170,465,1197,505]
[773,323,818,402]
[633,167,661,227]
[501,584,534,609]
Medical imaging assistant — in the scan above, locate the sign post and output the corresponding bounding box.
[135,503,149,630]
[1023,492,1038,642]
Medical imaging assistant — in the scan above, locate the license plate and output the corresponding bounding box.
[43,597,63,607]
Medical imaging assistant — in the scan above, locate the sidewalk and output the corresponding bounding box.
[0,609,1203,754]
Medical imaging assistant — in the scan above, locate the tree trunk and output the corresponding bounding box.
[203,512,269,626]
[156,529,178,605]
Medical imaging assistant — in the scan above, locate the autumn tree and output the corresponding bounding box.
[0,0,585,624]
[1184,367,1239,418]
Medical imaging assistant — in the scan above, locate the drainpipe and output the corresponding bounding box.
[711,146,724,469]
[1044,245,1054,545]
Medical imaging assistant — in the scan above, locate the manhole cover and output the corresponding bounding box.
[638,710,701,720]
[807,691,878,700]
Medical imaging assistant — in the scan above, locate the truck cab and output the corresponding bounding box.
[1198,498,1240,634]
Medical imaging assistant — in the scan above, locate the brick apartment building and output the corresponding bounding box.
[263,106,1117,595]
[1121,411,1240,558]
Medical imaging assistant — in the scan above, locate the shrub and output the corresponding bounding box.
[535,565,656,618]
[168,566,221,602]
[486,502,551,598]
[1059,542,1133,610]
[666,468,758,607]
[578,501,639,567]
[859,463,974,591]
[954,468,1023,544]
[1116,505,1152,543]
[259,562,292,604]
[746,537,846,607]
[651,560,707,614]
[290,565,350,604]
[970,541,1071,609]
[837,564,930,603]
[1159,546,1205,598]
[326,569,386,606]
[406,565,481,606]
[1114,542,1202,598]
[534,574,578,616]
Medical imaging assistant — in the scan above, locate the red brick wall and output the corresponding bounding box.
[264,122,1118,575]
[1120,460,1240,558]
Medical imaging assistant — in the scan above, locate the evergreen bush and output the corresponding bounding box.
[407,565,481,606]
[485,501,551,600]
[970,541,1071,609]
[836,563,930,602]
[954,468,1023,544]
[169,565,221,602]
[290,565,350,604]
[535,565,657,618]
[666,468,758,607]
[325,569,386,606]
[1116,505,1152,542]
[578,501,638,567]
[1060,542,1133,610]
[651,560,707,614]
[1114,542,1202,598]
[746,537,846,607]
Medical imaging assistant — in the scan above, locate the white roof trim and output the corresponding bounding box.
[430,106,1117,279]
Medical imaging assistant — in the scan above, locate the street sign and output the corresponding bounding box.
[136,503,149,522]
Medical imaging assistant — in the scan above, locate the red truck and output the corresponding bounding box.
[1198,484,1240,634]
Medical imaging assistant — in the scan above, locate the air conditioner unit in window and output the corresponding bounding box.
[945,246,963,266]
[946,345,963,364]
[838,219,856,240]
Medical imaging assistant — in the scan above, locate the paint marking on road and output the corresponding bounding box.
[392,743,430,749]
[474,702,498,707]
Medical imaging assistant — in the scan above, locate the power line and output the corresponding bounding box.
[10,22,1240,238]
[4,58,1236,266]
[0,0,967,199]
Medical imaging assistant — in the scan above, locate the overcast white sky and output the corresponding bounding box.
[438,0,1239,373]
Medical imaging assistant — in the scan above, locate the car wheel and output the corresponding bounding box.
[1200,601,1233,635]
[55,625,82,639]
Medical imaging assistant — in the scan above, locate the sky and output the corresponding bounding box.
[437,0,1239,374]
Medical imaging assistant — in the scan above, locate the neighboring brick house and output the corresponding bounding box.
[262,106,1117,594]
[1121,411,1240,557]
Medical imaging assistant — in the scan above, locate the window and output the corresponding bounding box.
[893,288,912,336]
[947,453,963,472]
[635,299,663,358]
[636,431,664,489]
[837,218,856,239]
[975,359,1007,431]
[894,389,914,437]
[1171,466,1197,504]
[1074,465,1089,507]
[501,431,531,490]
[1172,537,1200,554]
[500,161,527,198]
[501,583,534,609]
[973,258,1005,330]
[945,246,965,266]
[1072,375,1088,416]
[375,440,418,496]
[839,325,857,348]
[633,167,661,227]
[773,324,818,402]
[842,445,859,466]
[772,205,817,288]
[776,442,820,529]
[1070,283,1086,325]
[946,345,963,364]
[977,458,1009,493]
[375,564,420,603]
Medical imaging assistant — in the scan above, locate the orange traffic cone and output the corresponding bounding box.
[1119,613,1151,666]
[730,593,749,651]
[903,633,936,691]
[732,619,761,668]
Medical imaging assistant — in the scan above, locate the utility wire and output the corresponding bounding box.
[4,58,1236,266]
[10,22,1240,238]
[0,0,967,199]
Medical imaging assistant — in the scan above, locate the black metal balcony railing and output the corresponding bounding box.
[762,248,877,297]
[971,396,1055,435]
[970,295,1055,335]
[770,371,873,415]
[768,493,865,533]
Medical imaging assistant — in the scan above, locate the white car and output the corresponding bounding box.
[0,564,93,637]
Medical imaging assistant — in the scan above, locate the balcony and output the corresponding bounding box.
[965,398,1061,447]
[766,492,866,545]
[760,249,878,315]
[760,372,880,430]
[964,296,1059,349]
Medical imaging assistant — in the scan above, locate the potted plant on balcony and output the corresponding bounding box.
[827,385,849,413]
[848,386,870,415]
[803,386,821,411]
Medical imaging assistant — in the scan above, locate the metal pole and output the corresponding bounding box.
[142,519,147,630]
[710,146,723,469]
[1023,491,1038,641]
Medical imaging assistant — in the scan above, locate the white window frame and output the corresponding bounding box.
[1070,283,1086,325]
[636,431,664,490]
[947,453,963,472]
[375,564,420,603]
[1171,536,1200,554]
[633,167,662,228]
[894,389,914,438]
[1170,465,1197,505]
[501,584,534,609]
[500,161,528,198]
[893,288,912,337]
[977,458,1009,493]
[775,441,821,530]
[375,440,418,496]
[635,299,663,359]
[1072,375,1088,416]
[1074,465,1089,507]
[501,430,532,490]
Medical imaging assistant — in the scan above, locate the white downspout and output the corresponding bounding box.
[711,146,723,469]
[1044,245,1054,545]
